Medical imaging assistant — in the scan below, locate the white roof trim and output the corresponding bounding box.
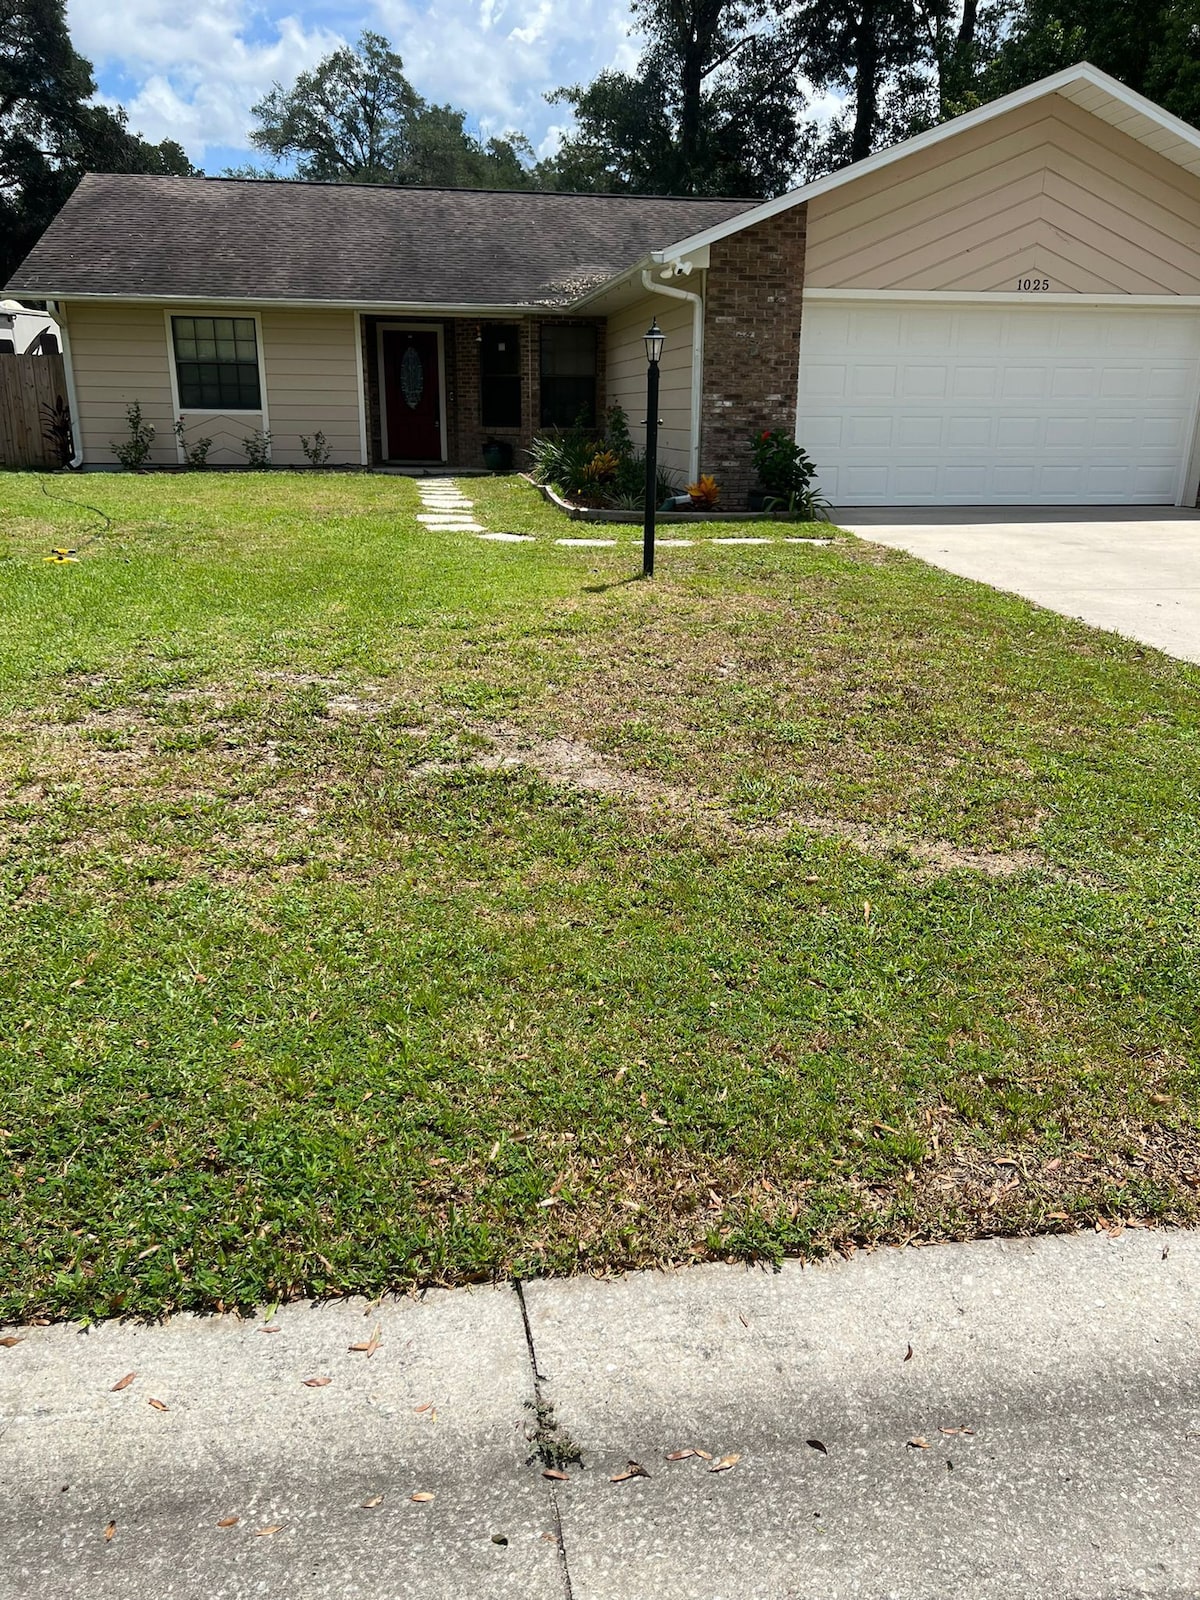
[649,62,1200,264]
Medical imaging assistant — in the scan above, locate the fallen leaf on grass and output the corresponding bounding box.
[216,1516,239,1528]
[709,1454,741,1473]
[410,1492,435,1503]
[255,1524,283,1537]
[806,1440,828,1455]
[349,1327,382,1357]
[666,1448,711,1461]
[907,1437,928,1450]
[103,1521,116,1541]
[111,1373,136,1392]
[542,1469,570,1482]
[903,1344,913,1362]
[610,1461,650,1483]
[0,1336,24,1348]
[148,1398,168,1412]
[361,1496,383,1508]
[1150,1094,1173,1107]
[302,1377,332,1388]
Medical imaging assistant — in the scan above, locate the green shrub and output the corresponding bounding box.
[110,401,156,470]
[749,429,830,519]
[173,416,212,469]
[243,429,273,469]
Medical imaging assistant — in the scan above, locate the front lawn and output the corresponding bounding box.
[1,469,1197,1323]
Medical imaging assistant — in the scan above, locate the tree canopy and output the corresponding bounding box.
[247,31,535,189]
[1,0,194,284]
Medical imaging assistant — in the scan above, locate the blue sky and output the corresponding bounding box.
[68,0,647,174]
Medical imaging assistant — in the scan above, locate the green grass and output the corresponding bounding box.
[1,468,1198,1323]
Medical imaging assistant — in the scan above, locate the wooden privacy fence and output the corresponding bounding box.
[0,353,69,469]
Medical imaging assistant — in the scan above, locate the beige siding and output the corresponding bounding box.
[65,300,362,468]
[66,301,178,466]
[806,93,1200,295]
[605,292,694,483]
[260,308,362,465]
[177,413,265,462]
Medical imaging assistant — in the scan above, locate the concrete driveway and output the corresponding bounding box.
[836,506,1200,665]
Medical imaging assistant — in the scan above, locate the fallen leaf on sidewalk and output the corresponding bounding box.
[610,1461,650,1482]
[0,1336,25,1348]
[302,1376,332,1388]
[542,1469,570,1482]
[255,1524,283,1537]
[709,1454,741,1473]
[260,1324,281,1334]
[907,1436,929,1450]
[414,1402,434,1414]
[103,1521,116,1541]
[903,1344,913,1362]
[216,1516,239,1528]
[349,1326,382,1357]
[361,1496,383,1508]
[938,1426,975,1437]
[1163,1245,1171,1261]
[666,1448,711,1461]
[411,1492,435,1503]
[148,1398,168,1412]
[111,1373,136,1392]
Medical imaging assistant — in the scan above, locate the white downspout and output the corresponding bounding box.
[640,267,703,484]
[46,301,84,467]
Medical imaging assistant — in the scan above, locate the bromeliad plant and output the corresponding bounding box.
[526,404,681,510]
[750,429,830,519]
[687,474,720,510]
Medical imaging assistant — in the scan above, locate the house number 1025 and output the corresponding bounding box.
[1017,277,1051,291]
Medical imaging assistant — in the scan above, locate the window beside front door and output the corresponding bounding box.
[171,316,261,409]
[481,325,521,428]
[540,325,597,428]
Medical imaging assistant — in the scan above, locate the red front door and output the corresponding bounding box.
[382,329,442,461]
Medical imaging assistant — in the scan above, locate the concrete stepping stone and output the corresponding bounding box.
[556,537,617,547]
[478,532,534,542]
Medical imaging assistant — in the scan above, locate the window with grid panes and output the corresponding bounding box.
[171,316,261,409]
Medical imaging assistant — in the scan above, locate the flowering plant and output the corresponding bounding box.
[749,429,829,519]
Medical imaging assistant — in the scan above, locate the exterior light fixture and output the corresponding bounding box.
[642,319,664,577]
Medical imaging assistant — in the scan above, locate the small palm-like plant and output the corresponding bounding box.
[687,474,720,509]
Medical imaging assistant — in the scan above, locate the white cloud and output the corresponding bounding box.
[67,2,344,159]
[66,0,656,166]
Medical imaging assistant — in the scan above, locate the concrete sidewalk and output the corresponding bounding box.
[3,1230,1199,1599]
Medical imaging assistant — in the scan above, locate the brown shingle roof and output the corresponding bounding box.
[5,174,759,306]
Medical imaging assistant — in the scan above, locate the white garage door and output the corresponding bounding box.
[795,301,1200,506]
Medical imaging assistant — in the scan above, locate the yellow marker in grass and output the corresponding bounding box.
[44,548,78,563]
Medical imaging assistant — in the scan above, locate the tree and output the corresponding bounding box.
[248,31,534,189]
[1,0,194,283]
[541,0,809,196]
[981,1,1200,128]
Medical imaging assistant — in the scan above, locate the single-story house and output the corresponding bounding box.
[9,61,1200,506]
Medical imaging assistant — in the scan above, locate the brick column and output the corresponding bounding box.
[699,205,807,505]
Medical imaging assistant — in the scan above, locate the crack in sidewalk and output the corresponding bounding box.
[515,1278,576,1600]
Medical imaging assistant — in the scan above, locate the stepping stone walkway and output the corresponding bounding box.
[413,476,533,540]
[412,476,837,553]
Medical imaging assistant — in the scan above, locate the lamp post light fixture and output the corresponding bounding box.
[642,318,664,578]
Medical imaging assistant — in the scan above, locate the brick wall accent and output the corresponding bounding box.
[700,205,807,504]
[362,313,605,468]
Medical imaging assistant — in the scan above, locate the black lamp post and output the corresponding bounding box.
[642,318,665,578]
